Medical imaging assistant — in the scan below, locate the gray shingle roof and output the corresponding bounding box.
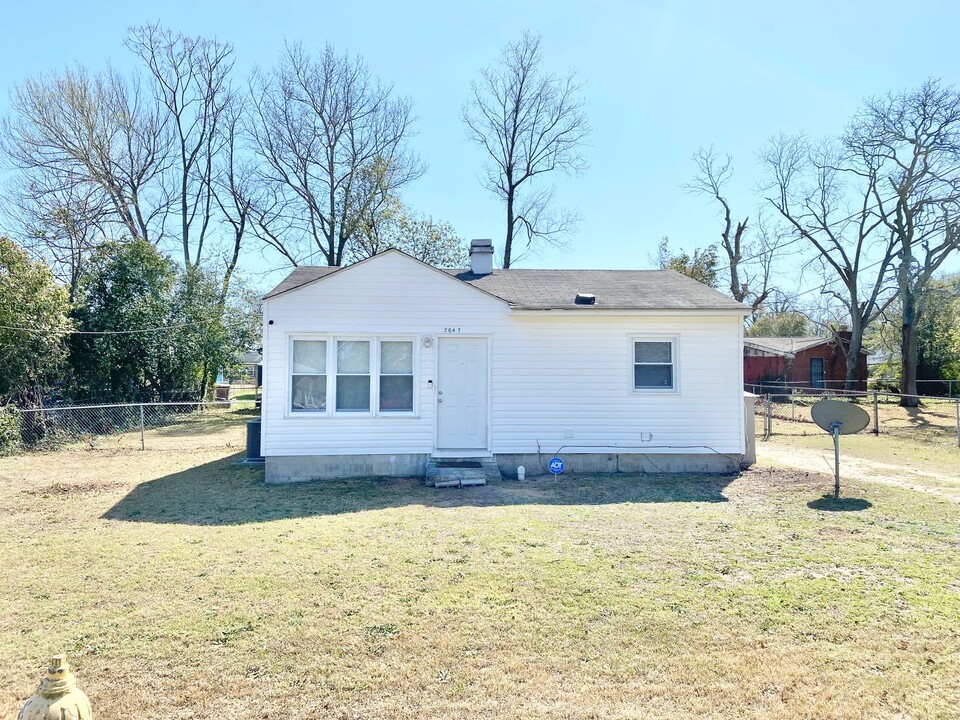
[264,266,339,298]
[443,269,747,311]
[744,336,834,356]
[264,256,747,312]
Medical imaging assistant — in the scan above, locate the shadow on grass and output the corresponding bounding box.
[807,495,873,512]
[103,454,738,526]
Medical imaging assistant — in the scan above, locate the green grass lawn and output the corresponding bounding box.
[2,420,959,718]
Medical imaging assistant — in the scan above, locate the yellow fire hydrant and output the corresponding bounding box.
[18,654,92,720]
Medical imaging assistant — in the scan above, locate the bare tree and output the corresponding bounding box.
[683,147,777,315]
[247,42,422,266]
[760,133,899,390]
[210,96,253,303]
[2,65,171,244]
[462,31,590,268]
[846,79,960,406]
[8,176,111,300]
[126,24,235,269]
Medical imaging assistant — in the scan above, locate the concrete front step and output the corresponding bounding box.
[425,457,502,488]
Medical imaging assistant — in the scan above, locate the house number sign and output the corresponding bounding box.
[442,327,462,333]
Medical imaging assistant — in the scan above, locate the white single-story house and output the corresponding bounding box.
[260,240,752,483]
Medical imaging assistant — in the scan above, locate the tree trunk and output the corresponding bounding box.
[901,308,920,407]
[843,321,865,392]
[503,189,514,269]
[900,259,920,407]
[181,165,191,268]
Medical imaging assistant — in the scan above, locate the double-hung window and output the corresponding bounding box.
[291,340,327,411]
[633,339,675,390]
[379,341,414,412]
[290,336,416,414]
[336,340,371,412]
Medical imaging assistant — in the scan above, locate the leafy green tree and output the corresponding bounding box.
[917,297,960,380]
[656,237,719,288]
[69,238,177,401]
[0,236,71,406]
[746,312,811,337]
[167,267,261,398]
[917,276,960,383]
[866,274,960,391]
[348,193,466,267]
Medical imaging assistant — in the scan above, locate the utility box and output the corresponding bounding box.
[743,392,757,468]
[246,418,263,462]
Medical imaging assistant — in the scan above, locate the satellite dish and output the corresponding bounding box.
[810,398,871,499]
[811,399,870,435]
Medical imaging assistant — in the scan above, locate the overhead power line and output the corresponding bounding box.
[0,321,203,335]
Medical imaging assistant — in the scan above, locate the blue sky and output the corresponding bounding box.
[2,0,960,287]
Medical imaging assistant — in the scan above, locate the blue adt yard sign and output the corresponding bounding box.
[548,457,565,475]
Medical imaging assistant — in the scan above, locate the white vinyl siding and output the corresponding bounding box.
[262,251,745,457]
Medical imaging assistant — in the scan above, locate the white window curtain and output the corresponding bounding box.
[291,340,327,410]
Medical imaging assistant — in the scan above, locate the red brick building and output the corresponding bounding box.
[743,334,868,391]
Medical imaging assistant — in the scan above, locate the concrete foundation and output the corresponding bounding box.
[495,452,742,477]
[266,452,741,483]
[266,454,430,484]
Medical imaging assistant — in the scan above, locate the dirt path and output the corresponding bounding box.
[757,442,960,503]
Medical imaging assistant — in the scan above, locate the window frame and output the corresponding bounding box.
[334,338,373,413]
[286,334,418,417]
[630,335,680,394]
[377,339,416,413]
[289,338,329,413]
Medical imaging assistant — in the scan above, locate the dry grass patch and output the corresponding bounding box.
[756,412,960,485]
[1,418,959,718]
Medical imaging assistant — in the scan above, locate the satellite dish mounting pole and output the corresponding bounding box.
[812,399,868,500]
[831,420,842,499]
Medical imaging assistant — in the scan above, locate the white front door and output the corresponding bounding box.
[436,337,488,451]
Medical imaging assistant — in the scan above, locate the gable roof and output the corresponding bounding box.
[264,249,748,312]
[744,336,870,357]
[744,336,833,356]
[264,266,340,298]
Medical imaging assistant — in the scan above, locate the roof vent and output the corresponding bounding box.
[574,293,596,305]
[469,239,494,276]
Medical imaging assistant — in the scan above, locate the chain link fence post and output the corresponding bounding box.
[955,399,959,449]
[765,393,772,439]
[139,403,145,450]
[873,390,880,435]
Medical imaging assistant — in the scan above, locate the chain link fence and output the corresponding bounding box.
[749,385,960,448]
[6,398,258,453]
